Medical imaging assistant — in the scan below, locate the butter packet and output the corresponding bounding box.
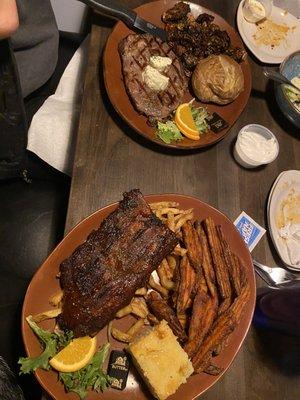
[234,211,266,251]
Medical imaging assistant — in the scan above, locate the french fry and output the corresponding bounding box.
[126,318,145,337]
[147,313,159,325]
[111,328,132,343]
[107,320,113,342]
[172,244,187,257]
[32,308,62,323]
[148,275,169,298]
[202,218,231,304]
[167,212,175,231]
[131,297,149,318]
[182,221,203,273]
[135,287,147,296]
[147,291,187,343]
[157,259,174,290]
[150,202,179,210]
[49,291,63,307]
[195,222,217,299]
[184,293,217,358]
[173,208,194,222]
[116,304,133,318]
[175,213,194,232]
[176,256,196,314]
[167,255,177,271]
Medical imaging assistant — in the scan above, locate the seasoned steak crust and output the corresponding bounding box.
[59,189,178,337]
[119,33,188,121]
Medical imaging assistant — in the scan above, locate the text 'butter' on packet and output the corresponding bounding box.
[234,211,266,252]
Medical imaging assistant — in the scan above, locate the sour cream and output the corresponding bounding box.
[242,0,270,23]
[238,131,277,162]
[234,124,279,168]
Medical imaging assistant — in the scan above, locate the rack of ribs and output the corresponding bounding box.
[58,189,178,337]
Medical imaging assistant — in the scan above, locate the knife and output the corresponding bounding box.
[79,0,167,41]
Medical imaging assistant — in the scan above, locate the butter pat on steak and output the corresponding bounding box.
[119,34,188,122]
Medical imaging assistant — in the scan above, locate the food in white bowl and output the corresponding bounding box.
[234,124,279,168]
[284,76,300,112]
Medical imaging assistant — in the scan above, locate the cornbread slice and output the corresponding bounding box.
[128,320,193,400]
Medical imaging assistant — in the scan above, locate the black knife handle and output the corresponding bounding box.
[79,0,136,26]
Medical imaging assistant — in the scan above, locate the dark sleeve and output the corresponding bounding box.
[0,39,27,179]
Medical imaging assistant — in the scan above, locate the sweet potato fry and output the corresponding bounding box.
[202,218,231,303]
[204,364,223,376]
[184,293,217,358]
[192,281,250,372]
[230,282,251,323]
[147,291,187,343]
[216,225,243,296]
[195,222,217,299]
[192,309,235,373]
[182,221,203,273]
[176,255,196,314]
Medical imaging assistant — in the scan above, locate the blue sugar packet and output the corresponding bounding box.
[234,211,266,251]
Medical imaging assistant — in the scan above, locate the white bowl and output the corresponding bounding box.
[234,124,279,169]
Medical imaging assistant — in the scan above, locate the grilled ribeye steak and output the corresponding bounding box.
[59,189,178,337]
[119,33,188,122]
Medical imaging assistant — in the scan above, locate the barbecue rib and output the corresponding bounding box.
[58,189,178,337]
[119,33,188,123]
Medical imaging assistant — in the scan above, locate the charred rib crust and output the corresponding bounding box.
[59,189,178,337]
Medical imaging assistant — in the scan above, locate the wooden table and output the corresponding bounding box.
[64,1,300,399]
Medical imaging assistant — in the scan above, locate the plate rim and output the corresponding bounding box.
[21,193,256,400]
[103,0,252,150]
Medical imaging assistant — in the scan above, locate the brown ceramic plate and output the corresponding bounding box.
[22,193,255,400]
[103,0,252,149]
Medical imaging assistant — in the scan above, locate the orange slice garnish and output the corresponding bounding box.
[174,103,200,140]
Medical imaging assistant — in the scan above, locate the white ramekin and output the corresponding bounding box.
[234,124,279,169]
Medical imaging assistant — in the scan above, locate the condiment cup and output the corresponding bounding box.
[242,0,272,23]
[234,124,279,169]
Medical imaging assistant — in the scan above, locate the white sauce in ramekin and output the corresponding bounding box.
[238,131,278,163]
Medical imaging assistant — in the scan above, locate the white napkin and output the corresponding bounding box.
[27,35,90,176]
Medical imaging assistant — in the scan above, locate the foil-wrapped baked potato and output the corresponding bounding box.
[192,55,244,105]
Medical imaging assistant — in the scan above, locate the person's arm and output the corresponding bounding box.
[0,0,19,39]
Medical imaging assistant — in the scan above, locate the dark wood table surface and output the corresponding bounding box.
[64,1,300,399]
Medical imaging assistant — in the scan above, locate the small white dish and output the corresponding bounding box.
[237,1,300,64]
[267,170,300,271]
[234,124,279,168]
[242,0,272,23]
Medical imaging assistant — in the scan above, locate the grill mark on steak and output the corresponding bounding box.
[119,33,188,121]
[59,189,178,337]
